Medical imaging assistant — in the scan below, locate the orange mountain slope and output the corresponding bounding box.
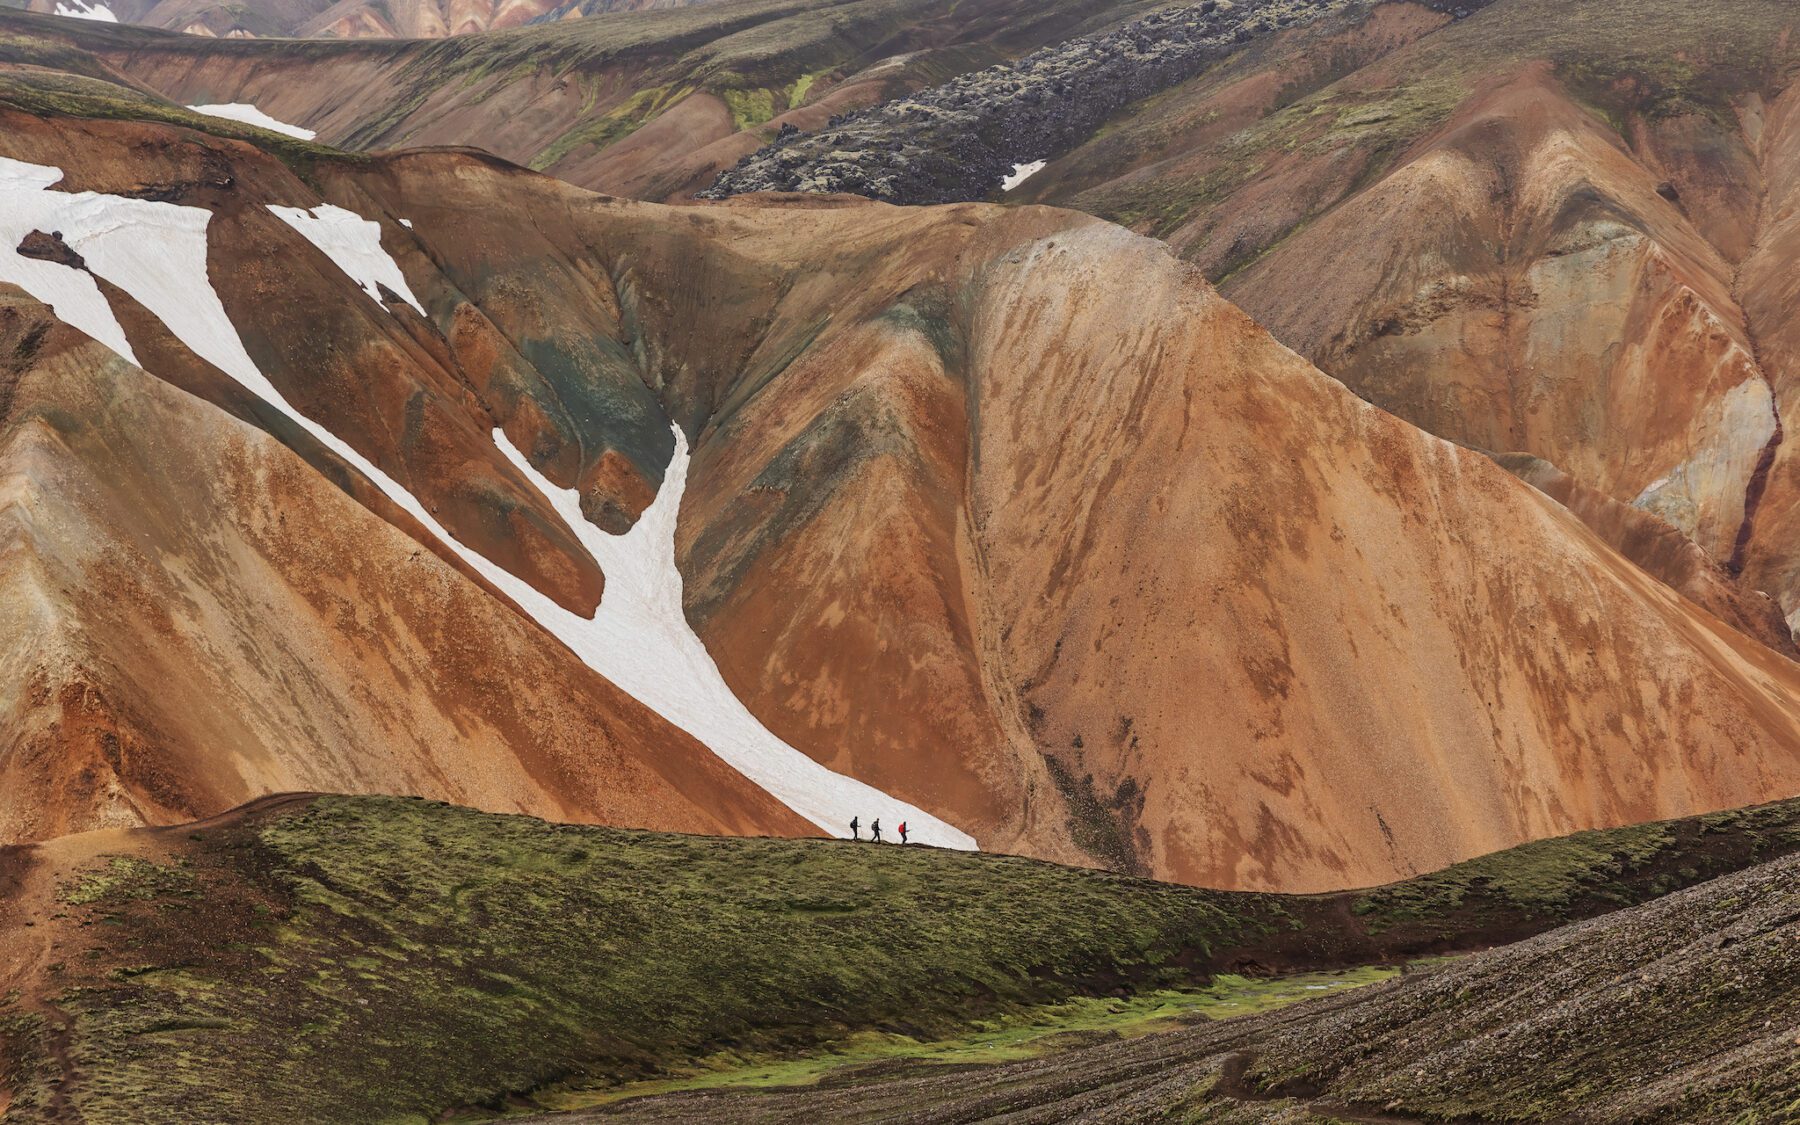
[1012,0,1800,649]
[6,106,1800,887]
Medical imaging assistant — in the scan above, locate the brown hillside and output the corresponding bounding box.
[7,106,1800,886]
[1021,0,1800,647]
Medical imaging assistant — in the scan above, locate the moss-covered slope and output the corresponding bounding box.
[4,793,1800,1121]
[582,848,1800,1123]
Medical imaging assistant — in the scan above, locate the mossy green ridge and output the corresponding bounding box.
[1351,798,1800,936]
[564,857,1800,1122]
[6,792,1800,1122]
[0,41,346,181]
[33,796,1294,1123]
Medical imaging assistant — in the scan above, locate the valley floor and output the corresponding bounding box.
[532,968,1404,1114]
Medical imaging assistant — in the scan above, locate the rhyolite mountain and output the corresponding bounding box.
[36,0,1800,654]
[5,1,1800,1119]
[714,0,1800,655]
[7,44,1800,889]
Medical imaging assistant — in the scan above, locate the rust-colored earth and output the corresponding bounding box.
[7,103,1800,889]
[1019,0,1800,656]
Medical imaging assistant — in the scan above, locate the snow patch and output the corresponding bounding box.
[0,158,150,366]
[398,219,414,229]
[1002,160,1047,191]
[2,156,973,849]
[187,103,317,142]
[52,0,116,20]
[267,205,426,315]
[491,426,978,849]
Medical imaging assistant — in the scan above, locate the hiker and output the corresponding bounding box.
[849,816,860,841]
[898,821,909,845]
[871,818,882,843]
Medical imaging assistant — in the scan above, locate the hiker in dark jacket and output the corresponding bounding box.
[871,819,882,843]
[850,816,860,841]
[898,821,909,845]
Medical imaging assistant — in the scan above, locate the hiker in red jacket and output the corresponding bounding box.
[898,821,909,845]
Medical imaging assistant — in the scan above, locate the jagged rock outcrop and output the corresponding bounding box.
[2,0,1176,198]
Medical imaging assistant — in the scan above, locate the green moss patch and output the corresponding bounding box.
[545,966,1402,1110]
[1353,799,1800,936]
[722,86,776,131]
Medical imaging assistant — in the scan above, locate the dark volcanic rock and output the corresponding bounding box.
[704,0,1497,204]
[16,229,86,270]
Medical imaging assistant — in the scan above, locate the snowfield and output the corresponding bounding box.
[0,156,975,849]
[0,160,142,365]
[52,0,116,20]
[1002,160,1047,191]
[187,104,318,142]
[268,205,426,314]
[491,426,977,847]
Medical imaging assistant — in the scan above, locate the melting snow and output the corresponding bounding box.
[52,0,116,20]
[0,155,974,849]
[187,103,318,142]
[491,427,977,848]
[1002,160,1047,191]
[398,219,414,229]
[0,160,141,365]
[267,205,426,315]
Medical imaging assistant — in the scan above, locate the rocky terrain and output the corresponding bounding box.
[0,0,1173,198]
[704,0,1477,201]
[580,845,1800,1121]
[2,793,1797,1121]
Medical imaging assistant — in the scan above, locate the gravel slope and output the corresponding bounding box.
[566,850,1800,1122]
